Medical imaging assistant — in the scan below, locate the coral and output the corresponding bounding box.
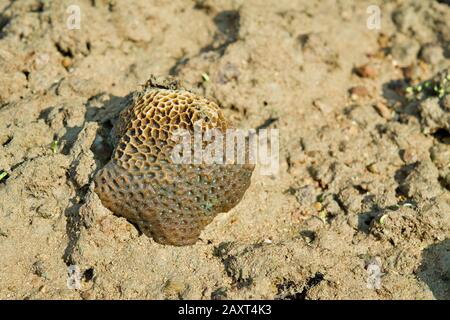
[94,76,254,246]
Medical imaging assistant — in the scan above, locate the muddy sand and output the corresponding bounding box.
[0,0,449,299]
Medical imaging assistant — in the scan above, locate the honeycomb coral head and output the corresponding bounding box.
[94,76,254,246]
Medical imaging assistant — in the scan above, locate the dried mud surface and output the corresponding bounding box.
[0,0,449,299]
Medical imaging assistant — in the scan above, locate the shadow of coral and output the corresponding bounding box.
[200,10,240,56]
[62,93,131,265]
[169,9,241,76]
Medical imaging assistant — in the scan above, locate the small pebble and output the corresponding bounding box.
[81,290,93,300]
[373,102,392,119]
[400,148,418,163]
[349,86,370,99]
[313,202,322,211]
[32,260,47,278]
[313,99,332,114]
[62,58,72,69]
[367,163,379,174]
[354,64,377,79]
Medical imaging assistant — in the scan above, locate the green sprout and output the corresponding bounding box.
[406,70,450,100]
[317,194,325,203]
[204,202,213,211]
[201,73,210,82]
[402,201,414,208]
[318,210,327,223]
[0,171,8,182]
[51,140,59,154]
[379,214,388,225]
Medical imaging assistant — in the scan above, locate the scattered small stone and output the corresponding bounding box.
[32,261,47,278]
[354,64,377,79]
[400,148,418,163]
[373,102,392,119]
[61,57,72,69]
[313,99,332,114]
[313,202,322,211]
[349,86,370,99]
[367,163,379,174]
